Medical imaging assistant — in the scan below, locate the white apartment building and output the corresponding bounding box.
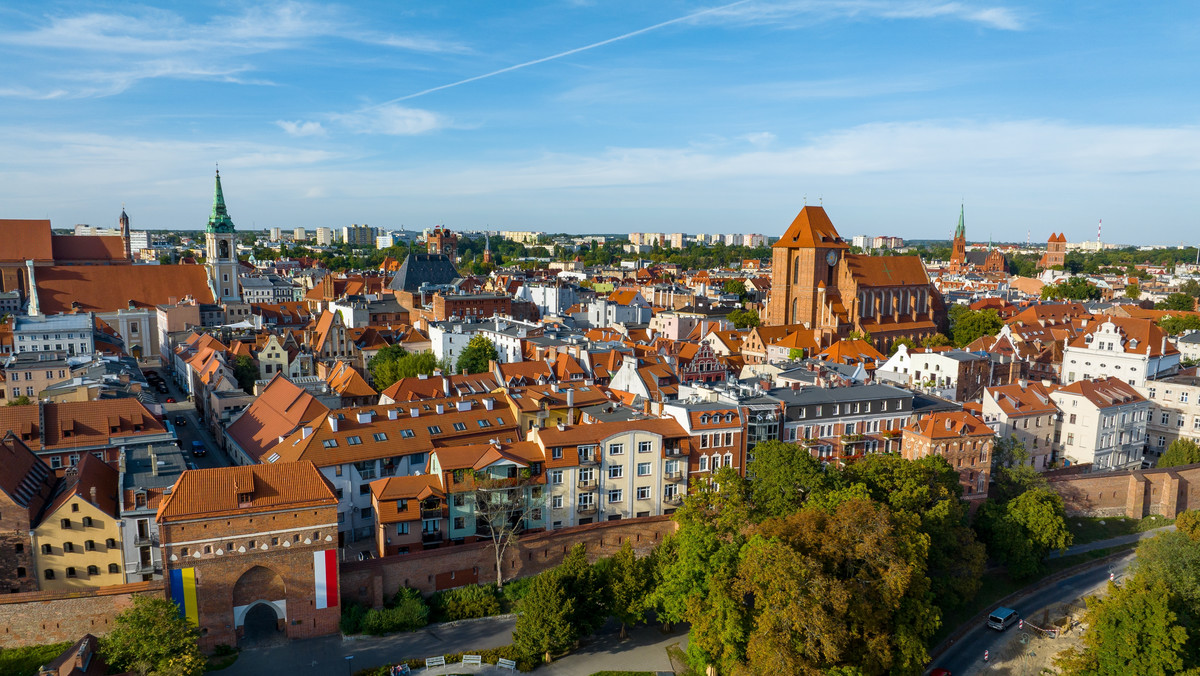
[982,381,1060,470]
[1062,317,1180,387]
[531,419,690,528]
[1049,377,1149,471]
[13,314,95,356]
[1175,333,1200,363]
[293,227,306,241]
[316,227,334,246]
[1141,375,1200,455]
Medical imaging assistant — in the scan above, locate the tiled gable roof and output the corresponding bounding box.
[0,219,53,263]
[41,453,120,523]
[0,432,55,521]
[843,254,930,287]
[50,235,127,262]
[34,265,214,314]
[0,399,165,452]
[379,373,498,402]
[225,374,330,463]
[905,411,993,439]
[772,206,847,249]
[157,461,336,521]
[1052,376,1145,408]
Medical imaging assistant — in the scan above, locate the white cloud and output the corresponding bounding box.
[703,0,1025,31]
[275,120,327,137]
[330,104,448,135]
[741,132,777,147]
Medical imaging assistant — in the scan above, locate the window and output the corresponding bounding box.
[346,436,362,445]
[453,422,467,431]
[1066,433,1074,445]
[400,429,415,438]
[608,465,623,479]
[637,462,652,476]
[1163,412,1171,425]
[428,425,442,435]
[41,544,51,554]
[322,439,338,448]
[374,432,388,442]
[87,565,99,576]
[1069,414,1077,425]
[552,446,563,459]
[66,567,77,578]
[608,490,623,503]
[360,507,371,519]
[85,540,95,551]
[724,432,733,446]
[109,564,120,574]
[1159,436,1167,448]
[637,486,651,500]
[552,495,564,509]
[638,441,653,454]
[549,470,563,485]
[453,517,465,530]
[44,570,55,580]
[63,542,75,553]
[698,455,708,471]
[712,454,722,469]
[396,523,409,535]
[359,485,371,496]
[477,419,491,428]
[725,452,734,467]
[106,538,115,548]
[609,443,624,456]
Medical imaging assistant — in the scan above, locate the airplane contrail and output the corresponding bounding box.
[369,0,755,108]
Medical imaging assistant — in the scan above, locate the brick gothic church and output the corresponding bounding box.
[765,206,945,350]
[948,205,1006,274]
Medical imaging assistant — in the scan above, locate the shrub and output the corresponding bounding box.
[361,588,429,635]
[501,575,538,608]
[340,602,367,635]
[0,642,72,676]
[429,583,502,622]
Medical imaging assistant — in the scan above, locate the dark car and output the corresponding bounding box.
[156,385,169,395]
[191,440,206,457]
[173,415,186,426]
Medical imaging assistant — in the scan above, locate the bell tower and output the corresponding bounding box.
[765,206,848,327]
[205,169,241,302]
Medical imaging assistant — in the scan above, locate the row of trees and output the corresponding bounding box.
[366,336,499,389]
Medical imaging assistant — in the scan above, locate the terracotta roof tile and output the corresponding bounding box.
[225,374,331,462]
[157,461,337,521]
[905,411,993,439]
[41,453,121,523]
[0,219,53,262]
[772,206,847,249]
[0,399,165,452]
[34,265,214,314]
[50,235,127,262]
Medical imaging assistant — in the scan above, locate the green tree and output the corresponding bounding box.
[368,346,438,388]
[5,395,32,406]
[1176,510,1200,542]
[722,280,747,297]
[787,347,805,360]
[1158,438,1200,469]
[921,333,953,348]
[100,596,206,676]
[1055,576,1187,675]
[1125,282,1142,300]
[1182,279,1200,298]
[1159,314,1200,336]
[513,571,576,663]
[728,308,760,329]
[232,354,258,394]
[455,335,498,375]
[745,440,829,519]
[1042,277,1103,301]
[990,436,1047,503]
[847,329,872,343]
[951,308,1004,347]
[1157,293,1196,312]
[557,543,607,636]
[976,486,1073,580]
[608,541,653,637]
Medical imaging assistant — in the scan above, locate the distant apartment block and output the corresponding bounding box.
[342,224,377,247]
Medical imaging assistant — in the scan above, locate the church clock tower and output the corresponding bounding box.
[206,169,241,302]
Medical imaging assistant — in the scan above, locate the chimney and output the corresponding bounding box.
[356,410,373,424]
[24,260,40,316]
[566,388,575,408]
[327,414,339,432]
[483,397,494,410]
[436,403,444,415]
[456,400,471,412]
[410,407,419,418]
[301,426,313,439]
[388,408,398,420]
[443,376,451,397]
[89,486,97,505]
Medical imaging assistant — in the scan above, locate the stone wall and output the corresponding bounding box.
[1049,462,1200,518]
[0,580,164,648]
[341,516,677,608]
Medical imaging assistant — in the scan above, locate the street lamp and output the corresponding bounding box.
[345,655,354,676]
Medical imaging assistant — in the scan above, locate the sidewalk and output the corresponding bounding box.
[1048,524,1175,559]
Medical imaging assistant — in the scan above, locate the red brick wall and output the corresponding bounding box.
[0,581,163,648]
[0,493,37,593]
[1050,463,1200,518]
[341,516,677,607]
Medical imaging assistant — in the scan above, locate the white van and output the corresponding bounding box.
[987,607,1019,631]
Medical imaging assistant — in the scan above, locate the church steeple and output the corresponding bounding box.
[955,204,966,239]
[119,204,131,261]
[207,169,236,233]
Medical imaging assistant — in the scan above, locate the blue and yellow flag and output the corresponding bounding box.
[168,567,199,626]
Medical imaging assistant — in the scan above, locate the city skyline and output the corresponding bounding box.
[3,1,1199,242]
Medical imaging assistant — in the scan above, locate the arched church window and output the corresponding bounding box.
[793,257,800,285]
[219,240,230,259]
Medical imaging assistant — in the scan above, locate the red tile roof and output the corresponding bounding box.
[843,254,930,287]
[225,374,331,462]
[34,265,214,313]
[772,206,847,249]
[41,453,121,522]
[905,411,993,439]
[157,461,337,521]
[0,399,165,452]
[379,373,498,402]
[50,235,127,262]
[1051,377,1145,408]
[0,432,55,523]
[0,219,53,262]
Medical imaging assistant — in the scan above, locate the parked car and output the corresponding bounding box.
[987,607,1019,631]
[358,550,374,561]
[166,397,175,403]
[174,415,186,426]
[191,440,206,457]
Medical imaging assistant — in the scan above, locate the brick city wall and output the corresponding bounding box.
[341,516,677,608]
[0,580,164,648]
[1049,462,1200,518]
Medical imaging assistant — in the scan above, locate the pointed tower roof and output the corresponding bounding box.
[955,204,966,239]
[772,206,847,249]
[206,169,236,234]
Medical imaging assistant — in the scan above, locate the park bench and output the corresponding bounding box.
[462,655,482,666]
[425,655,446,669]
[497,658,517,671]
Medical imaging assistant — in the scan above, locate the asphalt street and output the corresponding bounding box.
[929,551,1136,674]
[145,366,234,469]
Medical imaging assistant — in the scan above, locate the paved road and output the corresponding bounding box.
[225,616,686,676]
[144,367,234,470]
[929,551,1136,675]
[1049,524,1175,559]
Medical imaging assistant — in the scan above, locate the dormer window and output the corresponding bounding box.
[237,492,253,506]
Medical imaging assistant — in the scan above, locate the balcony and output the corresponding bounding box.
[578,455,599,466]
[664,494,684,506]
[664,470,685,482]
[134,534,159,547]
[576,503,597,515]
[420,507,443,519]
[421,531,444,544]
[664,446,686,457]
[577,478,597,489]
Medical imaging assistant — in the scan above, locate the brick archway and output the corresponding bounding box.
[232,565,287,635]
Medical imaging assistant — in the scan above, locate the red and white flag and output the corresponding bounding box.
[313,549,338,609]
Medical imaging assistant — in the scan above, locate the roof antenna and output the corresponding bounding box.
[819,194,823,206]
[803,193,807,206]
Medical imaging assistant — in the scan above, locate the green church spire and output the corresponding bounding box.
[206,169,236,233]
[954,204,965,239]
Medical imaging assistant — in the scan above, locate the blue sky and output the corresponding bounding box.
[1,1,1199,243]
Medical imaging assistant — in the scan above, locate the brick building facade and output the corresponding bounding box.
[902,411,994,500]
[157,463,340,651]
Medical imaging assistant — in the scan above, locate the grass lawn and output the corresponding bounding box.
[0,642,72,676]
[1067,514,1173,546]
[930,542,1138,647]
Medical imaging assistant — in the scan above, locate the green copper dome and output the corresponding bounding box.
[954,204,965,239]
[206,169,236,233]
